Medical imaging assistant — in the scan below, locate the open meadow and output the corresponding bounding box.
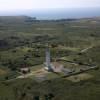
[0,16,100,100]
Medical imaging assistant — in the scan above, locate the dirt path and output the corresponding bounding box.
[80,46,93,53]
[17,68,49,79]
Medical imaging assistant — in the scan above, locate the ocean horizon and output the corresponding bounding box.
[0,8,100,19]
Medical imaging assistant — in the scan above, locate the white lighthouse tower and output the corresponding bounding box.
[44,45,53,71]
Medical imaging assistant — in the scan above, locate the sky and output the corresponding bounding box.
[0,0,100,11]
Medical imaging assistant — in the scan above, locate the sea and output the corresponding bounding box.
[0,8,100,20]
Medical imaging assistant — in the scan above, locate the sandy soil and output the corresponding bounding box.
[17,68,49,79]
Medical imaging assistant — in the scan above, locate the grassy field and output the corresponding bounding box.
[0,16,100,100]
[67,73,93,82]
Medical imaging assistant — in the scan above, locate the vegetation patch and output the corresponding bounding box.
[0,69,7,75]
[67,73,93,82]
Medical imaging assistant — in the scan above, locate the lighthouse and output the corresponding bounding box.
[44,46,53,71]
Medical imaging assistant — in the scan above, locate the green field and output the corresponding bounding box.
[0,16,100,100]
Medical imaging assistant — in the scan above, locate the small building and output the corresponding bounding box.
[20,67,30,74]
[62,68,73,75]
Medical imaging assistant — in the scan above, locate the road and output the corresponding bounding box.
[80,46,93,53]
